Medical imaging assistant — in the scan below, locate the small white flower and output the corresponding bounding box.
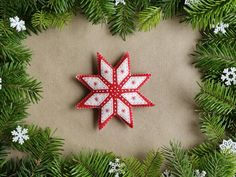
[11,126,29,145]
[115,0,125,6]
[9,16,26,32]
[221,67,236,86]
[162,169,175,177]
[0,78,2,90]
[219,139,236,153]
[195,169,207,177]
[185,0,199,5]
[213,22,229,34]
[109,158,126,177]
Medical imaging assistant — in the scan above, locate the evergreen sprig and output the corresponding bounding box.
[185,0,236,29]
[195,80,236,115]
[108,1,136,40]
[138,6,162,32]
[0,0,235,176]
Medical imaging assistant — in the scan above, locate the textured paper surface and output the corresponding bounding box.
[25,15,204,157]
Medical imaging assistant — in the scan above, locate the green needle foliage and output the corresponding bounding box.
[195,80,236,115]
[0,0,236,176]
[79,0,115,24]
[198,151,236,176]
[185,0,236,29]
[32,11,73,29]
[138,6,162,32]
[194,42,236,80]
[201,28,236,47]
[0,99,29,140]
[162,142,194,177]
[109,1,136,40]
[0,63,42,103]
[153,0,183,19]
[68,151,115,177]
[199,113,226,142]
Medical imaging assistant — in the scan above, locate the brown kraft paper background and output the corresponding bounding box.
[25,15,204,158]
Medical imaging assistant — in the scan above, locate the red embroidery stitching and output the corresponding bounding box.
[76,52,154,129]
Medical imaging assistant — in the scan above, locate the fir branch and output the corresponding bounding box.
[69,151,115,177]
[194,43,236,80]
[189,141,217,168]
[184,0,236,29]
[195,80,236,115]
[133,0,150,11]
[142,150,163,177]
[153,0,183,19]
[0,41,31,64]
[0,99,29,140]
[201,28,236,47]
[123,157,143,177]
[9,126,64,176]
[138,6,162,32]
[45,0,75,13]
[162,142,194,177]
[199,151,236,176]
[199,113,226,142]
[0,63,42,103]
[32,10,73,29]
[108,1,136,40]
[79,0,115,24]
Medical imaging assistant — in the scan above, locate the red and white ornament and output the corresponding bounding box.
[76,52,154,129]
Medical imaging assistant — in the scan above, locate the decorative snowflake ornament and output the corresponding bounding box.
[76,52,154,129]
[213,22,229,34]
[109,158,126,177]
[221,67,236,86]
[115,0,126,6]
[195,170,207,177]
[162,169,175,177]
[0,78,2,90]
[219,139,236,153]
[11,126,29,145]
[9,16,26,32]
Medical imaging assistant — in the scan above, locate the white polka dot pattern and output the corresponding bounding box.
[121,92,147,105]
[122,76,147,89]
[101,60,113,84]
[117,99,131,123]
[101,98,113,123]
[84,93,109,106]
[83,77,108,90]
[116,58,129,84]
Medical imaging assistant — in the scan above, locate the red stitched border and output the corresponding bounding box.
[76,52,154,129]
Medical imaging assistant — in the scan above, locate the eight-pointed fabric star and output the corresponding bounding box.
[76,52,154,129]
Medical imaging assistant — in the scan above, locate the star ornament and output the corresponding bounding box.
[76,52,154,129]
